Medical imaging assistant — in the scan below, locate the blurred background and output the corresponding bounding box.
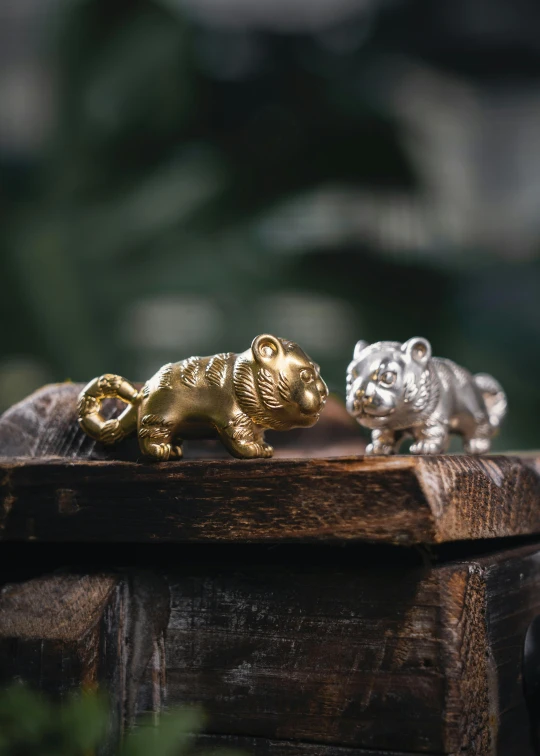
[1,0,539,449]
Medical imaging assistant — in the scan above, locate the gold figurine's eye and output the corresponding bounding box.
[379,370,396,387]
[300,369,314,384]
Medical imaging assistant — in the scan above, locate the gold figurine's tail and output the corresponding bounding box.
[78,373,140,445]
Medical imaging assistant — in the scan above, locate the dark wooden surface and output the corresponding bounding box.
[1,544,539,755]
[197,733,446,756]
[0,568,170,747]
[165,544,540,755]
[1,384,540,545]
[3,454,540,545]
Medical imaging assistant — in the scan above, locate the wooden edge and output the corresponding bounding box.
[1,452,539,544]
[0,569,170,736]
[196,733,444,756]
[436,543,540,754]
[416,454,540,542]
[0,572,119,641]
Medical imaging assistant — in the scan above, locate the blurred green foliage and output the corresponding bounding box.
[1,0,540,449]
[0,684,219,756]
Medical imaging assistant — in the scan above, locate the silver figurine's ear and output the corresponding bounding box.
[402,337,432,365]
[353,340,369,360]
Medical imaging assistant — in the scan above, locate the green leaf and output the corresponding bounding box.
[58,690,109,751]
[0,685,52,747]
[121,707,205,756]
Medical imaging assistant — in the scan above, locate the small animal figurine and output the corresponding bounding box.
[78,334,328,461]
[346,337,507,455]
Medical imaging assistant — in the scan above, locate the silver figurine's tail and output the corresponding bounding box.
[474,373,507,430]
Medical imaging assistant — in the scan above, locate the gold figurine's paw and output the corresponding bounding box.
[260,442,274,458]
[100,418,124,445]
[141,441,183,461]
[232,441,274,459]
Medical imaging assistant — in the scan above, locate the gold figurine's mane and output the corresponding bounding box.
[233,359,293,429]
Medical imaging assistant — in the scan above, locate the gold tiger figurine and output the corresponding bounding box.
[78,334,328,461]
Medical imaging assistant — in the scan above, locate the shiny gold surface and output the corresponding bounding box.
[78,335,328,460]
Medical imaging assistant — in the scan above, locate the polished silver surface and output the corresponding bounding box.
[346,337,507,455]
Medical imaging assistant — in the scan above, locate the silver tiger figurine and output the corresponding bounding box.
[346,337,507,455]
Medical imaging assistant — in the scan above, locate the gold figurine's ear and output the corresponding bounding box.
[252,334,283,363]
[402,337,432,365]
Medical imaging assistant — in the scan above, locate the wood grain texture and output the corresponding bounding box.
[196,733,444,756]
[484,548,540,756]
[164,560,445,753]
[133,544,540,755]
[0,569,170,745]
[1,383,538,546]
[0,572,117,641]
[0,572,120,703]
[0,454,540,545]
[1,545,539,755]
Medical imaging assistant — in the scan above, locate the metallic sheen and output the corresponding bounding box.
[78,334,328,461]
[346,337,507,455]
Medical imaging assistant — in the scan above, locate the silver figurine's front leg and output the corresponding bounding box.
[463,422,492,455]
[410,422,449,455]
[365,429,398,456]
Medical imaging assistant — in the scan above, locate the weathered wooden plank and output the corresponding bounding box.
[0,573,118,709]
[1,384,539,547]
[197,733,444,756]
[165,563,444,753]
[2,545,539,755]
[0,570,170,740]
[1,383,539,546]
[158,545,540,756]
[1,454,540,545]
[0,572,117,641]
[483,547,540,756]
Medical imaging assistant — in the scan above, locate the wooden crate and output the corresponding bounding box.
[1,384,540,755]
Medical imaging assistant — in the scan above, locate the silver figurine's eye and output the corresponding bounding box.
[300,369,314,384]
[379,370,396,387]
